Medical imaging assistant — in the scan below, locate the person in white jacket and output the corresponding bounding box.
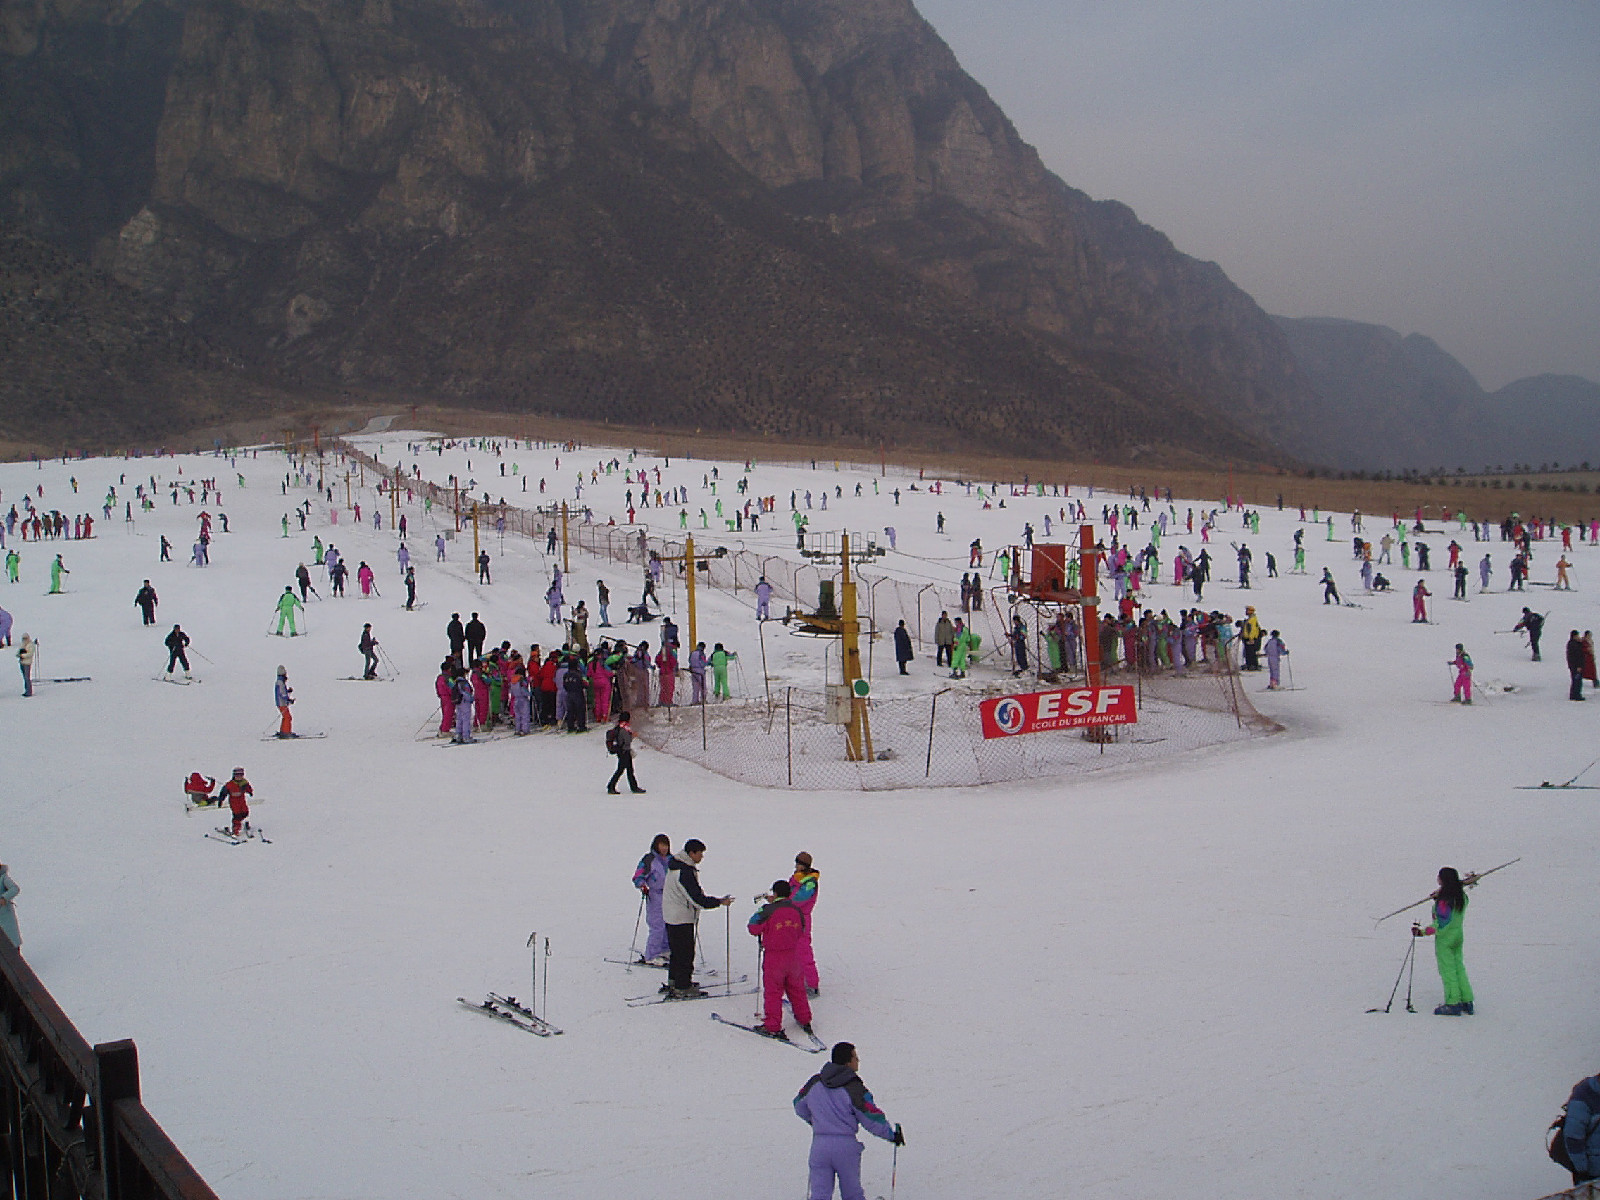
[661,839,732,998]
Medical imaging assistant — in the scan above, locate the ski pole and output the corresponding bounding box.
[891,1134,900,1200]
[629,893,644,958]
[527,930,537,1018]
[1367,933,1416,1013]
[724,904,731,989]
[1404,929,1417,1013]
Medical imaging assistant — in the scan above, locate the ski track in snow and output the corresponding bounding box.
[0,438,1596,1200]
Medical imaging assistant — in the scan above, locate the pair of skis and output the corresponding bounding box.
[711,1012,825,1053]
[625,979,753,1007]
[457,993,563,1037]
[206,822,271,845]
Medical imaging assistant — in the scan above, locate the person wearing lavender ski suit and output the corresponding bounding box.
[793,1042,901,1200]
[632,835,672,963]
[790,852,820,994]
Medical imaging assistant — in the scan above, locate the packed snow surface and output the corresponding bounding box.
[1,435,1596,1200]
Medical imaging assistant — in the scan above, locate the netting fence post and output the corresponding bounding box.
[926,689,944,778]
[701,695,708,752]
[786,687,793,786]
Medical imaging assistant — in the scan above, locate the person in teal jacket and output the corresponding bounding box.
[0,862,20,947]
[1415,866,1473,1014]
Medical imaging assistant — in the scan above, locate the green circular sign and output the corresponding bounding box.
[852,678,871,697]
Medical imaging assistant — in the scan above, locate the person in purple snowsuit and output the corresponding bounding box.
[793,1042,901,1200]
[632,835,672,963]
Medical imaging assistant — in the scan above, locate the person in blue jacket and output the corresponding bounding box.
[794,1041,901,1200]
[1562,1073,1600,1184]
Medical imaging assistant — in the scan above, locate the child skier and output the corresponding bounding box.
[221,768,254,837]
[1449,644,1473,704]
[1264,630,1288,689]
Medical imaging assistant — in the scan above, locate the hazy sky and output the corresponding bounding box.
[913,0,1600,390]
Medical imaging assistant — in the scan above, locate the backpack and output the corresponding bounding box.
[1549,1113,1576,1174]
[605,727,621,755]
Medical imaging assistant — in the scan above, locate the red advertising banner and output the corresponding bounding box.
[978,685,1138,738]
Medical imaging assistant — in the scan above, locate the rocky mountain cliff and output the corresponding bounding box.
[1,0,1313,459]
[1273,316,1600,471]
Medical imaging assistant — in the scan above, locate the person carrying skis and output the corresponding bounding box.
[274,666,294,736]
[275,586,304,636]
[164,624,192,678]
[1413,866,1473,1015]
[661,838,733,998]
[748,880,812,1040]
[134,580,159,625]
[185,771,217,808]
[1513,607,1545,661]
[359,624,380,680]
[793,1042,902,1200]
[605,711,645,793]
[1412,579,1431,623]
[631,834,672,965]
[221,767,254,837]
[1449,643,1473,704]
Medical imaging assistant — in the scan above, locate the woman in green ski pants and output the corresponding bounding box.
[1416,867,1473,1015]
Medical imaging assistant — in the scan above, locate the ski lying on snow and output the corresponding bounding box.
[154,676,200,685]
[457,995,558,1037]
[262,732,328,740]
[337,676,394,682]
[42,676,92,683]
[1517,783,1600,790]
[711,1012,825,1052]
[485,992,563,1036]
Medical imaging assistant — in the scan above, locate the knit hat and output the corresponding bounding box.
[277,665,287,676]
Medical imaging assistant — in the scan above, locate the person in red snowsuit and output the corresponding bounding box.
[1412,580,1431,623]
[435,662,455,734]
[185,772,216,807]
[221,768,253,836]
[748,879,813,1038]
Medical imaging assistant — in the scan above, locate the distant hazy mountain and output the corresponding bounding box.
[1272,317,1600,471]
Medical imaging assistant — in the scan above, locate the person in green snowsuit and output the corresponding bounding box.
[7,550,20,583]
[950,622,979,679]
[275,587,304,636]
[710,643,736,700]
[313,536,324,565]
[49,555,68,594]
[1415,866,1474,1015]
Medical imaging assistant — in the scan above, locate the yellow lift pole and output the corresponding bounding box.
[655,536,699,651]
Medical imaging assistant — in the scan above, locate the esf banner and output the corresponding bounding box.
[978,686,1138,738]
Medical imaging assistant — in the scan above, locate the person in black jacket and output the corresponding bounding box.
[1562,1072,1600,1184]
[465,612,487,661]
[1567,630,1587,701]
[446,613,466,661]
[164,625,191,678]
[134,580,158,625]
[1514,607,1544,661]
[892,620,913,675]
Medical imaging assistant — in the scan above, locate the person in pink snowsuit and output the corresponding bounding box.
[436,663,455,733]
[789,852,820,994]
[749,879,813,1036]
[1449,644,1473,704]
[357,562,375,597]
[471,662,490,727]
[591,655,612,722]
[655,645,677,706]
[1412,580,1431,623]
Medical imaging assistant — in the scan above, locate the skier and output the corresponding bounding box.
[1559,1072,1600,1186]
[404,566,417,610]
[893,620,913,675]
[357,561,375,598]
[134,580,159,625]
[1513,608,1545,661]
[790,851,820,995]
[49,553,68,594]
[755,576,773,621]
[184,771,217,808]
[221,767,254,837]
[793,1042,902,1200]
[688,643,708,704]
[661,838,733,998]
[605,711,645,793]
[397,542,410,576]
[710,643,736,700]
[274,666,294,737]
[1239,606,1262,671]
[477,550,491,584]
[1567,630,1587,702]
[273,585,306,636]
[1320,567,1340,606]
[359,624,380,680]
[451,668,475,743]
[1413,867,1473,1015]
[1411,579,1431,623]
[1235,544,1251,588]
[1449,644,1473,704]
[164,624,192,678]
[632,834,673,965]
[1452,562,1468,600]
[17,634,35,696]
[159,535,172,563]
[1263,629,1288,689]
[435,533,447,562]
[0,862,20,947]
[748,880,812,1039]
